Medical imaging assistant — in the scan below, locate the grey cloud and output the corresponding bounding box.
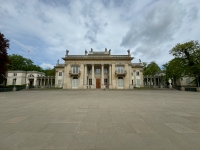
[121,0,186,58]
[85,30,97,43]
[81,1,108,44]
[36,8,52,23]
[188,6,199,21]
[1,0,199,67]
[40,0,71,7]
[13,0,27,14]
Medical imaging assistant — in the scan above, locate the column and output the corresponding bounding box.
[150,77,152,87]
[101,64,104,89]
[84,64,87,89]
[133,70,136,87]
[109,64,112,85]
[129,65,133,89]
[140,71,143,87]
[44,78,46,87]
[92,64,94,88]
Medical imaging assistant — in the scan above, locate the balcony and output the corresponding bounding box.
[69,70,81,76]
[115,70,127,76]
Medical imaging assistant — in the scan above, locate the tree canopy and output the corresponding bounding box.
[143,61,160,76]
[43,68,55,76]
[8,54,43,72]
[0,32,10,84]
[169,40,200,77]
[162,58,186,85]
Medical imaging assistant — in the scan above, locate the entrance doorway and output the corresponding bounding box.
[29,79,34,86]
[72,76,78,88]
[118,76,124,88]
[96,78,100,89]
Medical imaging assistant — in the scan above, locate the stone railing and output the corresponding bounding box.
[115,70,127,76]
[69,70,81,76]
[63,55,133,60]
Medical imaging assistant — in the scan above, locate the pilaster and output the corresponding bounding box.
[101,64,104,89]
[92,64,95,89]
[84,64,87,89]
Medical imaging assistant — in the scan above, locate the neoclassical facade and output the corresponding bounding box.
[6,71,55,87]
[55,49,144,89]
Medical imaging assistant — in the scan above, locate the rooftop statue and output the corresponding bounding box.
[85,49,88,55]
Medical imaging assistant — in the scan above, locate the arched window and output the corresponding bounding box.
[28,74,34,77]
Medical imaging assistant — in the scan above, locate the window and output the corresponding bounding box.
[89,79,92,85]
[104,69,108,74]
[186,78,190,84]
[72,66,78,73]
[104,79,108,84]
[13,73,17,76]
[59,72,62,76]
[96,69,100,74]
[12,79,16,85]
[58,80,62,87]
[136,79,140,86]
[29,74,34,77]
[89,69,92,74]
[136,71,140,76]
[117,66,123,73]
[132,80,134,85]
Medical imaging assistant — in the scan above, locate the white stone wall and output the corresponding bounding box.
[7,71,26,85]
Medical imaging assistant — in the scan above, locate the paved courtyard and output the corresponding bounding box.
[0,89,200,150]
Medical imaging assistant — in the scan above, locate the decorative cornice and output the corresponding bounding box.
[54,64,65,68]
[62,55,133,61]
[70,63,80,67]
[115,63,125,66]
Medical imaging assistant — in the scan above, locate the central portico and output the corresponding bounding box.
[55,48,143,89]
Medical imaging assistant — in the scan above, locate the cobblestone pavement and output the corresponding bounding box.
[0,89,200,150]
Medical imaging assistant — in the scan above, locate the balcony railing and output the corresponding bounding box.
[69,70,81,76]
[115,70,127,76]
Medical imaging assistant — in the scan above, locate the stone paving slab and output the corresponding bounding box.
[0,89,200,150]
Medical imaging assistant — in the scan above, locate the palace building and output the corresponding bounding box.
[55,49,144,89]
[6,71,55,87]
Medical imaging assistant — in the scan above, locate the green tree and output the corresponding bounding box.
[8,54,43,72]
[143,61,160,76]
[162,58,186,85]
[169,40,200,80]
[43,68,55,76]
[0,32,10,84]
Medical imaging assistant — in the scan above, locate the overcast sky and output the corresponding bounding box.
[0,0,200,69]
